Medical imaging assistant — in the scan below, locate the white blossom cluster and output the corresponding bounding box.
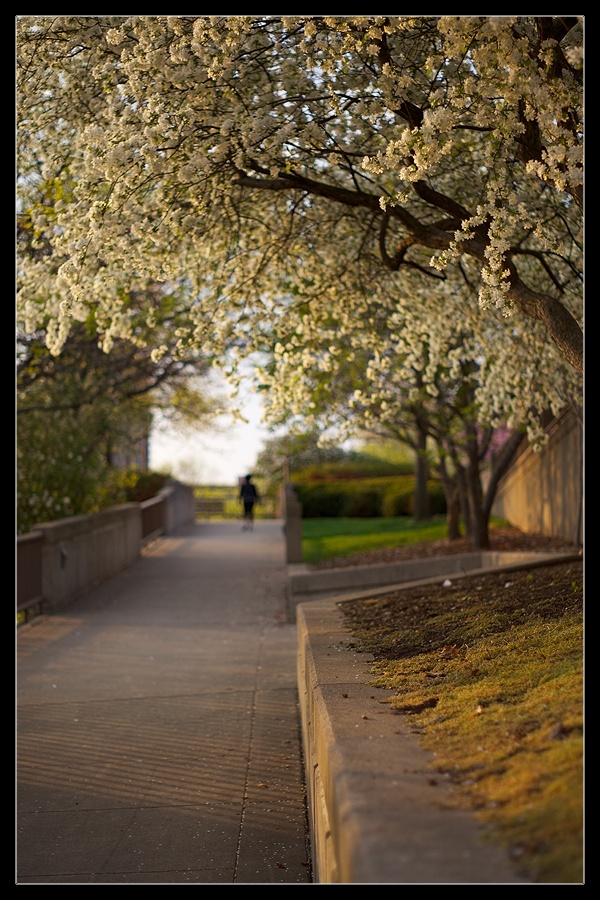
[16,16,583,441]
[253,263,580,455]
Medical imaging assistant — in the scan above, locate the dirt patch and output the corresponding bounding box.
[340,557,583,661]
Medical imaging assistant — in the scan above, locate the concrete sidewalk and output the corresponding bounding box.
[17,519,312,885]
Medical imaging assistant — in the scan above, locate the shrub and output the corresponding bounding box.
[297,458,413,481]
[380,483,414,516]
[125,471,169,502]
[294,483,348,517]
[380,480,446,516]
[343,490,382,517]
[294,475,446,518]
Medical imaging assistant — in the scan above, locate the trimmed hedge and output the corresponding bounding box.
[293,475,446,518]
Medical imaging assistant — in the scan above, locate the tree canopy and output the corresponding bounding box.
[17,15,583,381]
[16,15,584,549]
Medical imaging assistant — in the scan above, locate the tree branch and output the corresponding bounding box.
[234,166,582,371]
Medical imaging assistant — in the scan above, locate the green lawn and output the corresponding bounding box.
[301,516,451,564]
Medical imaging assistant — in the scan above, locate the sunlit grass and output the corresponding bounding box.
[342,561,584,883]
[300,515,451,563]
[370,613,583,883]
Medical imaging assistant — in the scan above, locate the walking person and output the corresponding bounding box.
[239,474,259,530]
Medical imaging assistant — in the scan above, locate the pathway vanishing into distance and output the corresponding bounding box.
[17,519,312,885]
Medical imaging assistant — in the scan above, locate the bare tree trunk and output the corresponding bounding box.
[438,457,461,539]
[413,423,430,521]
[466,435,489,550]
[454,463,471,540]
[446,491,461,540]
[468,504,489,550]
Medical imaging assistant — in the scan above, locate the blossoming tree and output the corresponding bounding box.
[17,16,583,372]
[253,266,580,547]
[17,16,583,543]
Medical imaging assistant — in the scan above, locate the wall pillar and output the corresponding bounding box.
[282,482,303,564]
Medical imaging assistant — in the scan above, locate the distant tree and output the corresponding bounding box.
[254,276,580,548]
[254,430,354,497]
[17,381,150,534]
[17,321,223,533]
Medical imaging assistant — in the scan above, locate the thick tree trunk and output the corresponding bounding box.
[468,509,490,550]
[413,425,430,521]
[455,465,471,539]
[438,457,462,540]
[465,432,490,550]
[506,269,583,376]
[446,492,462,540]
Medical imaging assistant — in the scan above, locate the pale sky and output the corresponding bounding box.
[148,375,274,486]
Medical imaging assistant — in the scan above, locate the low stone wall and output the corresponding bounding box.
[296,594,534,884]
[32,504,143,613]
[287,550,574,620]
[16,480,195,616]
[16,531,44,617]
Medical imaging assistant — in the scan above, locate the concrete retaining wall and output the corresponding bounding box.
[296,594,534,883]
[296,549,578,882]
[17,480,196,615]
[159,482,195,534]
[288,550,571,618]
[33,505,143,613]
